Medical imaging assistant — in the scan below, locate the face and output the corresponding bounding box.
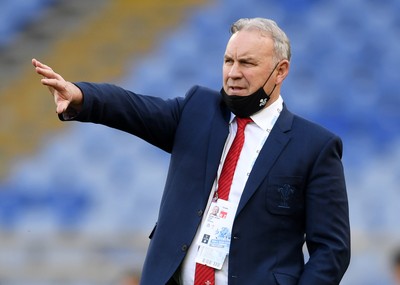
[223,29,277,97]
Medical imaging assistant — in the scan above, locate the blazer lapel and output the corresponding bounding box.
[236,106,294,216]
[203,104,230,203]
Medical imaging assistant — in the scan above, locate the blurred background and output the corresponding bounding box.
[0,0,399,284]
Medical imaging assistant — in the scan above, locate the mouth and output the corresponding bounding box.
[228,86,246,95]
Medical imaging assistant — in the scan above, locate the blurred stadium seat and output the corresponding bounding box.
[0,0,57,46]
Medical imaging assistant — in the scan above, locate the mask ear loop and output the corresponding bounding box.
[257,61,280,106]
[260,61,280,90]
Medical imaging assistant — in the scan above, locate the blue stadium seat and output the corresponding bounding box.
[0,0,57,46]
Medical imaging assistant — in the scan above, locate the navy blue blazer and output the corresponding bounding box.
[69,83,350,285]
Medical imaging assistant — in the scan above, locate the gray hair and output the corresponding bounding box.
[230,18,291,62]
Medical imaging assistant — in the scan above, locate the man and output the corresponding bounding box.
[33,18,350,285]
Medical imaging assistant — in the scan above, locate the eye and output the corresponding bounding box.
[224,58,233,64]
[240,60,255,67]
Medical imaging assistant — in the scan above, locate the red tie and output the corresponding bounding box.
[194,117,252,285]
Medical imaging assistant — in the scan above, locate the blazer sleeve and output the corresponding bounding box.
[299,135,351,284]
[60,82,190,153]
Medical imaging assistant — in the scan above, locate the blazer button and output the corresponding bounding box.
[181,244,188,252]
[197,210,203,217]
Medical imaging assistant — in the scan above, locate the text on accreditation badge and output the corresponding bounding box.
[195,199,237,270]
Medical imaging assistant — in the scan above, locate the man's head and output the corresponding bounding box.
[222,18,291,114]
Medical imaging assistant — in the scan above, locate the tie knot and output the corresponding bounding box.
[236,117,252,130]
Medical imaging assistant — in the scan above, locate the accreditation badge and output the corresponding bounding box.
[195,199,237,270]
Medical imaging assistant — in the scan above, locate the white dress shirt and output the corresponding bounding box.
[180,96,283,285]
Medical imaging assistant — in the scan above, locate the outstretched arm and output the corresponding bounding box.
[32,58,83,114]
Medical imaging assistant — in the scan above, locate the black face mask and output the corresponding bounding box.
[221,62,279,118]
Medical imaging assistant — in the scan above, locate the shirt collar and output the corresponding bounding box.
[229,95,284,131]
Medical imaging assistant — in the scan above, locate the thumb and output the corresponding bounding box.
[56,101,69,114]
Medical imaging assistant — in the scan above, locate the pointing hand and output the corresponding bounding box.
[32,58,83,114]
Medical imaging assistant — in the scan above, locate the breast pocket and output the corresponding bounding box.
[266,176,304,216]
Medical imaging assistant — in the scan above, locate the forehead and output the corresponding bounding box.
[225,29,274,59]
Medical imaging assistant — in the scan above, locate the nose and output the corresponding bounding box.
[227,62,242,79]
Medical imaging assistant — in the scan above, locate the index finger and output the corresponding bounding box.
[32,58,53,71]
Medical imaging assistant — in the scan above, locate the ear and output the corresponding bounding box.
[275,59,290,85]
